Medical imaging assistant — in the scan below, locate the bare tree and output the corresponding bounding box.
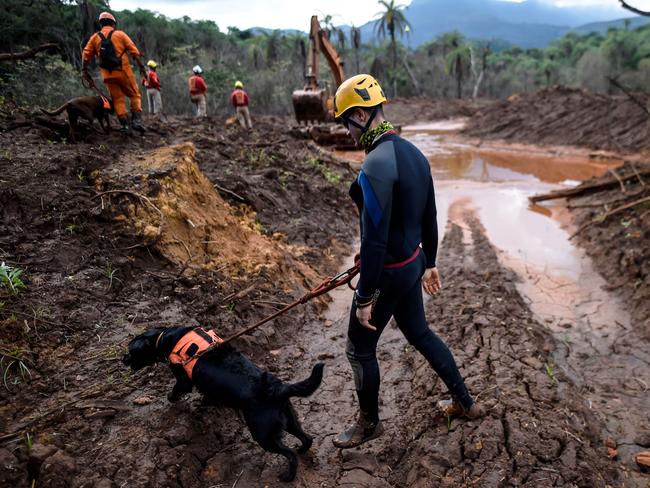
[619,1,650,16]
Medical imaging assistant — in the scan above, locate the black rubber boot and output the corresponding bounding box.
[118,117,130,135]
[332,412,384,449]
[131,112,145,133]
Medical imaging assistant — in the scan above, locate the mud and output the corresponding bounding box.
[552,162,650,339]
[464,86,650,154]
[0,102,645,487]
[0,112,355,487]
[385,97,490,126]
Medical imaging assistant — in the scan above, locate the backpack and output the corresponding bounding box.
[97,30,121,71]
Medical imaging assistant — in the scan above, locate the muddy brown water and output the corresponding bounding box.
[332,121,649,484]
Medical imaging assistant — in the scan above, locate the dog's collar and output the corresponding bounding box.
[154,331,167,361]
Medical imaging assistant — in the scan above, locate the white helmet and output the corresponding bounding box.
[192,65,203,74]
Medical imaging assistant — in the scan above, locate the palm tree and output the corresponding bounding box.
[442,32,471,98]
[374,0,411,98]
[351,25,362,73]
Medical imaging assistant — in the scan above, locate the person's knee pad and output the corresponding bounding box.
[345,337,364,391]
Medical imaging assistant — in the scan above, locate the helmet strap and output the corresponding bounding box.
[345,106,378,133]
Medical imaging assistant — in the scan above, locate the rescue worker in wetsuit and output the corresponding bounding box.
[332,74,483,449]
[82,11,146,134]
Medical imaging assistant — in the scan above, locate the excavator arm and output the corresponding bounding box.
[293,15,345,123]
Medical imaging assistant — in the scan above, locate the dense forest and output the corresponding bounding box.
[1,0,649,114]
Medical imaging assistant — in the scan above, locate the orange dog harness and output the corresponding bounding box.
[168,327,223,379]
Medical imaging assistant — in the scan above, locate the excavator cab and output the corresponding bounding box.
[292,16,345,124]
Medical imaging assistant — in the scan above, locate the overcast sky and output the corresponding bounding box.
[108,0,649,31]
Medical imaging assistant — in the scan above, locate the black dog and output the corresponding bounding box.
[123,326,324,482]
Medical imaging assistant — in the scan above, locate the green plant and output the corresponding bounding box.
[104,262,118,289]
[77,169,86,182]
[0,262,26,295]
[1,350,32,391]
[544,362,558,384]
[305,157,342,185]
[65,224,81,234]
[25,432,33,451]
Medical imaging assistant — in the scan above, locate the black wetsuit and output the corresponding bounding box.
[347,131,473,423]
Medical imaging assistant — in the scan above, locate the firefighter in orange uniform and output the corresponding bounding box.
[230,80,252,129]
[189,66,208,117]
[82,11,146,134]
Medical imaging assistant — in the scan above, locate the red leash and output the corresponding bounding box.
[184,263,360,364]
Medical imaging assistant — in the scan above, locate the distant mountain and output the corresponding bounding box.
[571,16,650,36]
[349,0,641,48]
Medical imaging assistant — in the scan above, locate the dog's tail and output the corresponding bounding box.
[40,103,69,116]
[265,362,325,401]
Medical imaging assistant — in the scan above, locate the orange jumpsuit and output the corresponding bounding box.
[82,26,142,118]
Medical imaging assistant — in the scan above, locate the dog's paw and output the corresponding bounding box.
[297,437,313,454]
[278,470,296,483]
[167,391,180,402]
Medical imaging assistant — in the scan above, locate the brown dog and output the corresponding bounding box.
[40,95,113,142]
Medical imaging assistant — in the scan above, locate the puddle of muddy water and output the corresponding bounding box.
[326,123,648,474]
[401,123,648,472]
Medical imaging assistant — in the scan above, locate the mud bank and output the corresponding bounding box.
[464,86,650,154]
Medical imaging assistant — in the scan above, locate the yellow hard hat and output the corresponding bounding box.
[147,60,157,69]
[234,80,243,89]
[333,74,387,119]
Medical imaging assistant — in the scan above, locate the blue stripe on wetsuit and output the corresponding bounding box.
[358,171,383,229]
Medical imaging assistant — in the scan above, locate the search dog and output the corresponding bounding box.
[123,326,324,482]
[40,95,113,142]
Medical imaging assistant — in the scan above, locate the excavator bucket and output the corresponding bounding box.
[292,88,331,124]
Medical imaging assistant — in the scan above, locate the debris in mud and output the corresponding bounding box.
[535,161,650,339]
[465,86,650,153]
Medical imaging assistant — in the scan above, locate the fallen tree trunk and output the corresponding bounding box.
[530,166,650,203]
[0,43,59,62]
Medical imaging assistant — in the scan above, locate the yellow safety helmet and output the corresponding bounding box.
[234,80,243,89]
[333,74,387,119]
[147,60,157,69]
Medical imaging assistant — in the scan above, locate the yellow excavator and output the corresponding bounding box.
[292,16,345,124]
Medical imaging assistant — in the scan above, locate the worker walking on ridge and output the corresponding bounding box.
[332,74,483,449]
[142,59,162,115]
[230,80,252,129]
[189,66,208,117]
[82,11,146,134]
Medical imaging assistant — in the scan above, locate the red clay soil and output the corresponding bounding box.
[464,86,650,153]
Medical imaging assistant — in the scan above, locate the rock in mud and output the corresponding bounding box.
[39,450,77,487]
[0,448,21,485]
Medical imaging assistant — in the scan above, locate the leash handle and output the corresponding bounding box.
[82,75,110,99]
